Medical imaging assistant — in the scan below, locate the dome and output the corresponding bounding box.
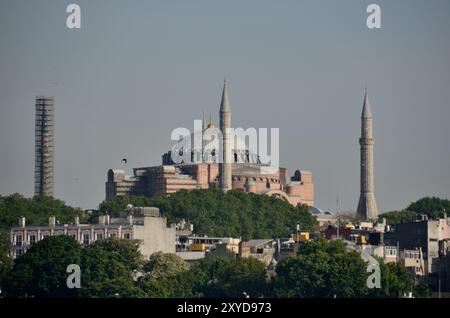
[308,206,325,214]
[164,128,261,165]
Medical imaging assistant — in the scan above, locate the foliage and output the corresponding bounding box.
[91,238,143,271]
[195,256,268,298]
[4,235,82,298]
[273,238,369,298]
[99,189,317,240]
[0,193,85,229]
[0,228,12,292]
[378,210,417,225]
[143,252,188,279]
[379,197,450,225]
[368,260,430,298]
[406,197,450,219]
[78,239,144,298]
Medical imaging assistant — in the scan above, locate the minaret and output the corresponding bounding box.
[219,79,232,192]
[356,91,379,220]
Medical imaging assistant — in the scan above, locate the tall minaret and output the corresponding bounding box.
[219,79,232,192]
[356,91,379,220]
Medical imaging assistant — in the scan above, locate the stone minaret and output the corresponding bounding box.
[356,91,379,220]
[219,79,232,192]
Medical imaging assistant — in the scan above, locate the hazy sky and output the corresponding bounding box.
[1,0,449,212]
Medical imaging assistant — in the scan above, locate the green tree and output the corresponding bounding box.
[92,238,143,270]
[0,228,12,294]
[78,238,144,298]
[143,252,188,279]
[195,256,268,298]
[4,235,82,298]
[368,260,430,298]
[407,197,450,219]
[273,238,369,298]
[99,189,317,240]
[138,253,196,298]
[0,194,85,229]
[378,210,417,225]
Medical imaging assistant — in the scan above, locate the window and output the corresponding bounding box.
[83,234,90,245]
[109,233,116,238]
[29,235,36,245]
[124,233,131,239]
[96,233,103,240]
[16,235,23,247]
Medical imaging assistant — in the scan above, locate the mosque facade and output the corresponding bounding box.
[106,81,314,207]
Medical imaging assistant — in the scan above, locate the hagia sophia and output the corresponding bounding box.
[105,80,315,207]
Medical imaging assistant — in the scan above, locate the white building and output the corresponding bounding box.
[10,207,175,259]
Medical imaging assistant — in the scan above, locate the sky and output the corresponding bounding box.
[0,0,449,212]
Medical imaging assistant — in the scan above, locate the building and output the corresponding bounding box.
[384,215,450,275]
[34,96,54,196]
[400,249,426,276]
[10,207,175,259]
[175,234,240,264]
[356,91,379,220]
[106,81,314,206]
[239,239,276,266]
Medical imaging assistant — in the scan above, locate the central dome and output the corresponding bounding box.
[162,128,261,165]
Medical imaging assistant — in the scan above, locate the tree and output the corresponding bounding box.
[0,193,85,229]
[143,252,188,279]
[368,261,430,298]
[0,228,12,294]
[78,238,144,298]
[92,238,143,270]
[378,210,417,225]
[273,238,369,298]
[138,252,197,298]
[195,256,268,298]
[99,189,318,240]
[4,235,82,298]
[407,197,450,219]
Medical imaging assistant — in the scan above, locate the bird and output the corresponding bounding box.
[122,158,127,164]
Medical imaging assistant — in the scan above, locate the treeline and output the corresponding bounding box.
[0,194,85,229]
[379,196,450,225]
[0,236,430,298]
[98,189,318,240]
[0,194,86,285]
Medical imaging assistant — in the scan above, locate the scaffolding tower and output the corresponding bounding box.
[34,96,54,196]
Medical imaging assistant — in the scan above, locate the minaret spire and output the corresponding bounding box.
[220,78,231,112]
[202,111,205,130]
[356,90,379,220]
[361,90,373,119]
[219,78,232,192]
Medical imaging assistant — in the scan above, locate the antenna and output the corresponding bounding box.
[336,194,340,239]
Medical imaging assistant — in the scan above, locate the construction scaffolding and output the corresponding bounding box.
[34,96,54,196]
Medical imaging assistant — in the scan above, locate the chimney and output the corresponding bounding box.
[49,216,56,227]
[99,215,106,226]
[105,214,110,225]
[75,216,80,226]
[127,214,133,225]
[19,216,26,228]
